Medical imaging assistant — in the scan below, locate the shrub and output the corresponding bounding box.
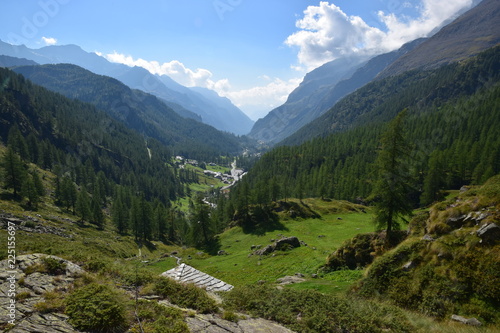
[223,284,414,332]
[34,291,65,313]
[65,283,129,332]
[153,277,218,314]
[42,256,67,275]
[130,299,189,333]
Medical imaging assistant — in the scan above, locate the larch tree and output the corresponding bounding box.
[371,109,413,241]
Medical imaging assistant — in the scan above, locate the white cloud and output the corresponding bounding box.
[286,0,474,70]
[102,51,299,119]
[220,77,302,120]
[41,37,57,46]
[104,52,230,91]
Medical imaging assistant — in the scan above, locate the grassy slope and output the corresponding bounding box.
[150,198,374,292]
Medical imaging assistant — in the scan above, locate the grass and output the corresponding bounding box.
[149,199,375,291]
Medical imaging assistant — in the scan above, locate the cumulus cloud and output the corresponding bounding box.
[102,51,299,119]
[220,77,302,120]
[104,52,230,91]
[286,0,474,70]
[41,37,57,46]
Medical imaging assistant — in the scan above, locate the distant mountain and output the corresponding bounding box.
[0,40,254,135]
[0,55,38,67]
[378,0,500,78]
[249,55,369,143]
[279,0,499,146]
[12,63,250,158]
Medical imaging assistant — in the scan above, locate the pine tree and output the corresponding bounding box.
[1,148,26,197]
[91,197,105,229]
[371,110,413,241]
[76,187,91,223]
[22,175,39,209]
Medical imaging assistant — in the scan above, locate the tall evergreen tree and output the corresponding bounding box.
[371,109,413,240]
[1,148,26,197]
[76,186,91,223]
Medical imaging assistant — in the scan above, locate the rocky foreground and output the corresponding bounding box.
[0,254,294,333]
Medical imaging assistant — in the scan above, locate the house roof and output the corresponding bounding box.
[161,263,234,292]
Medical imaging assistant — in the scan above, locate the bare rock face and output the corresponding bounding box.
[187,314,295,333]
[0,254,84,333]
[476,223,500,244]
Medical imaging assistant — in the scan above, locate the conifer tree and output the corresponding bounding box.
[22,175,39,209]
[1,148,26,197]
[76,186,91,223]
[371,109,413,240]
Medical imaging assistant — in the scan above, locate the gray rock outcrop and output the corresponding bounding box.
[187,313,295,333]
[476,223,500,244]
[0,254,84,333]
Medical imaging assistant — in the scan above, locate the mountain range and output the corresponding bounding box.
[7,62,251,159]
[0,40,254,136]
[249,0,498,144]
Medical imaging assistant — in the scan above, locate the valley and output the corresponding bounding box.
[0,0,499,332]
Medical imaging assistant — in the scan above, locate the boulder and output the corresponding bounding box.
[276,276,306,285]
[476,223,500,244]
[451,314,482,326]
[254,245,274,256]
[275,237,300,251]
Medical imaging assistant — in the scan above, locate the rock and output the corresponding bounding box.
[422,234,435,242]
[311,274,318,278]
[402,261,416,271]
[295,273,305,278]
[0,254,84,332]
[276,276,306,285]
[187,313,294,333]
[275,237,300,251]
[337,217,343,220]
[451,314,482,326]
[254,245,274,256]
[217,250,227,256]
[460,186,470,192]
[476,223,500,244]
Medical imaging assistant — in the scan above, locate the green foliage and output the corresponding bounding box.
[371,109,414,237]
[325,230,408,270]
[1,147,26,197]
[223,284,414,332]
[153,277,219,314]
[354,180,500,324]
[131,299,189,333]
[223,46,500,225]
[42,256,67,275]
[34,290,65,314]
[65,283,129,332]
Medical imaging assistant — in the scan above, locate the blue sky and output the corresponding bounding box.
[0,0,475,120]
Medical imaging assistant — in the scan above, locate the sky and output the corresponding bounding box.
[0,0,475,120]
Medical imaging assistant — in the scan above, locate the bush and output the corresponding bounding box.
[130,299,189,333]
[42,256,67,275]
[153,277,218,314]
[34,291,65,313]
[65,283,129,332]
[223,284,414,333]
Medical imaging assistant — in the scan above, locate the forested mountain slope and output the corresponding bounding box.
[12,63,252,159]
[249,54,368,143]
[283,45,500,146]
[0,67,183,204]
[0,40,254,135]
[226,47,500,211]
